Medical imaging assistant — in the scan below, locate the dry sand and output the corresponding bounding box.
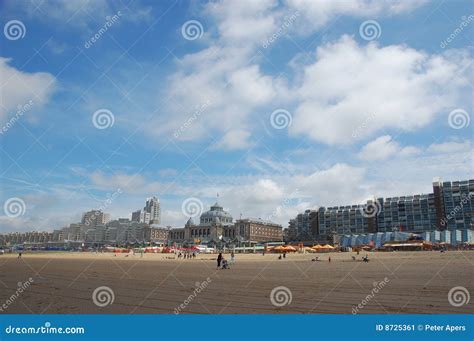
[0,251,472,314]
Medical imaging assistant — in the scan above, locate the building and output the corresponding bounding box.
[149,227,170,244]
[234,218,283,243]
[168,201,282,245]
[0,231,53,246]
[131,209,151,224]
[289,178,473,242]
[131,196,161,224]
[81,210,109,227]
[376,194,437,233]
[439,179,474,230]
[144,196,161,224]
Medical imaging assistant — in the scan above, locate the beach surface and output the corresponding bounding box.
[0,251,472,314]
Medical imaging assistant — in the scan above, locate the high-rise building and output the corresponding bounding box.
[290,178,473,241]
[145,196,161,224]
[81,210,109,227]
[132,196,161,225]
[376,194,437,233]
[131,209,151,224]
[439,179,474,230]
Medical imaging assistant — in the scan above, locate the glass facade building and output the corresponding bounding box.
[288,178,473,241]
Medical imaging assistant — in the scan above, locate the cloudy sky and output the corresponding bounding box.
[0,0,472,232]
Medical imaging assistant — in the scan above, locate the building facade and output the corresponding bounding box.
[287,178,473,242]
[168,201,283,245]
[81,210,109,227]
[131,196,161,224]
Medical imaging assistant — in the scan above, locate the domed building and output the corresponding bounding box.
[169,199,283,247]
[200,202,233,226]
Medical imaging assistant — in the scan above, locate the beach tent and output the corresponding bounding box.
[283,245,297,252]
[311,244,323,250]
[322,244,334,249]
[272,245,285,252]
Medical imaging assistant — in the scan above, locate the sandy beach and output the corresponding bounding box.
[0,251,472,314]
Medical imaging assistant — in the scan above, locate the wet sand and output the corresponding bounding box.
[0,251,472,314]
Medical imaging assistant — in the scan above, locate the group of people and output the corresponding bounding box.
[216,252,235,269]
[177,252,197,259]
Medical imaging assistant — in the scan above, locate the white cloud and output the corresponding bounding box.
[212,129,253,151]
[286,0,427,33]
[290,36,472,144]
[205,0,279,46]
[358,135,422,161]
[0,58,56,122]
[7,0,152,28]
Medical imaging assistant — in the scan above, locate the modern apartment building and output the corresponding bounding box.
[131,196,161,225]
[288,178,473,241]
[81,210,109,227]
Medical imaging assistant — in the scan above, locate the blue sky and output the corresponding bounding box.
[0,0,473,232]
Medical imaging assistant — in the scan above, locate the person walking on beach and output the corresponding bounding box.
[230,252,235,264]
[328,256,331,263]
[217,253,223,269]
[18,252,22,259]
